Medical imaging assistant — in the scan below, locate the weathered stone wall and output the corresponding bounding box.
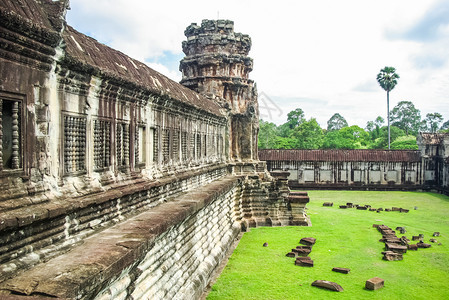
[269,160,423,189]
[260,142,449,194]
[0,165,227,283]
[94,177,243,300]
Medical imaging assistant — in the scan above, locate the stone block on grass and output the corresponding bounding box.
[300,237,316,246]
[311,280,343,292]
[295,257,313,267]
[323,202,333,207]
[286,252,296,258]
[365,277,384,290]
[385,243,407,253]
[332,267,350,274]
[408,244,418,250]
[382,251,403,261]
[293,248,311,256]
[417,242,431,248]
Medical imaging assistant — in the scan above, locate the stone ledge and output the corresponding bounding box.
[0,164,228,232]
[0,175,242,299]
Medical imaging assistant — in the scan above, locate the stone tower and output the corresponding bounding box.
[180,19,259,162]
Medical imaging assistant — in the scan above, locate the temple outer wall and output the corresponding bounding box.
[260,145,449,195]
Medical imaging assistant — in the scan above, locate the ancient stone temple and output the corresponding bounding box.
[0,1,309,299]
[180,20,258,162]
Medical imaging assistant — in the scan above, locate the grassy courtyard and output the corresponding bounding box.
[207,191,449,300]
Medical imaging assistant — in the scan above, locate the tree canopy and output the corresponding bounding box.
[327,113,348,131]
[390,101,421,135]
[258,103,445,150]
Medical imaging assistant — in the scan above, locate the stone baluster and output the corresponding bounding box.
[94,120,99,169]
[75,118,81,171]
[134,125,139,165]
[104,122,110,167]
[64,116,72,173]
[11,101,20,169]
[153,127,158,163]
[123,123,129,166]
[0,99,3,171]
[116,123,122,166]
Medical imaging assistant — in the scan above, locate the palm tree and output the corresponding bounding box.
[376,66,399,149]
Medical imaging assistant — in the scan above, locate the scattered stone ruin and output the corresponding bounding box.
[260,136,449,195]
[0,1,309,299]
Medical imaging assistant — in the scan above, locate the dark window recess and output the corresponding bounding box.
[1,99,22,171]
[135,125,146,165]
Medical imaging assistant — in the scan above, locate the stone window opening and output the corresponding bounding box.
[116,122,130,168]
[162,128,170,164]
[190,132,196,162]
[135,124,146,166]
[152,127,159,164]
[181,131,188,162]
[1,96,23,172]
[196,132,201,160]
[172,129,179,163]
[203,133,207,158]
[63,114,87,175]
[93,119,112,171]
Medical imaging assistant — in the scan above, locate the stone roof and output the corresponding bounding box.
[418,133,448,145]
[0,0,65,46]
[259,149,422,162]
[0,0,224,118]
[62,26,224,116]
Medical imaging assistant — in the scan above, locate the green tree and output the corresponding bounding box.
[277,108,306,138]
[377,66,400,149]
[390,135,418,150]
[286,108,305,129]
[324,125,369,149]
[441,120,449,132]
[365,116,384,142]
[371,126,406,149]
[424,113,443,132]
[291,118,324,149]
[390,101,422,135]
[273,136,297,149]
[327,113,348,131]
[258,120,278,149]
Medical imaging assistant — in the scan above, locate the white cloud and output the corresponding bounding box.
[66,0,449,127]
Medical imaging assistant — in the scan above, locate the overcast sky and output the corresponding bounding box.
[66,0,449,128]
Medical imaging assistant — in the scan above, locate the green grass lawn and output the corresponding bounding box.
[207,191,449,300]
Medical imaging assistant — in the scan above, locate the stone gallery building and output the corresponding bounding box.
[260,132,449,194]
[0,1,308,299]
